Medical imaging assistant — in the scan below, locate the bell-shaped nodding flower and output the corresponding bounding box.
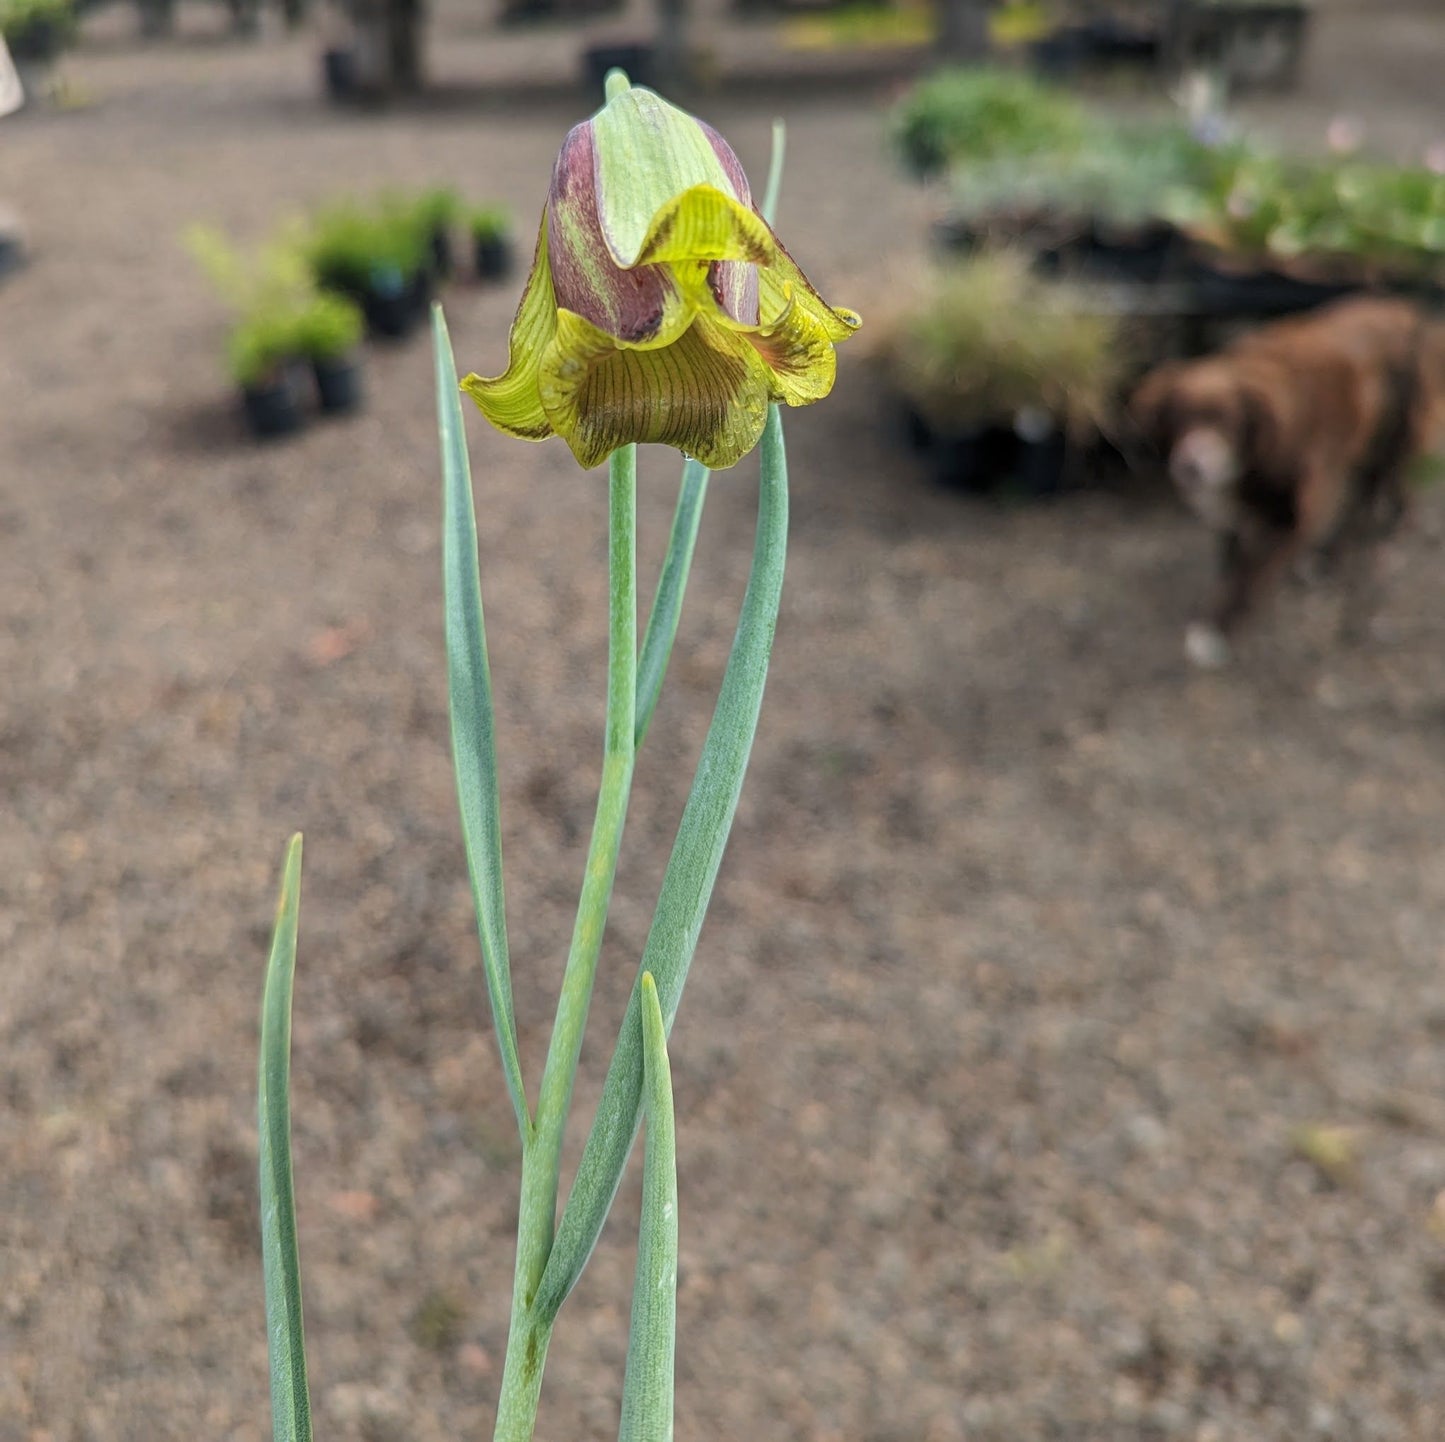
[461,79,860,470]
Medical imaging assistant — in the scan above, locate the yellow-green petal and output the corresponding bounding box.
[632,185,773,269]
[746,287,843,407]
[460,210,559,440]
[538,308,771,470]
[758,234,860,345]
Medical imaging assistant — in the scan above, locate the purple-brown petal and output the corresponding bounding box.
[547,121,672,344]
[709,259,760,328]
[699,120,755,208]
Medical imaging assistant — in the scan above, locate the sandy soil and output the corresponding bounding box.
[6,3,1445,1440]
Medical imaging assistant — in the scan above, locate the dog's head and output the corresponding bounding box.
[1130,361,1280,528]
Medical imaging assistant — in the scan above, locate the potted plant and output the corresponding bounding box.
[888,66,1089,181]
[187,225,355,435]
[292,291,366,413]
[0,0,75,65]
[883,252,1126,496]
[228,308,308,440]
[469,204,514,282]
[414,186,462,280]
[303,201,430,339]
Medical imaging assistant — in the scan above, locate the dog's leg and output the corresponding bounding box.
[1190,530,1301,669]
[1186,531,1248,669]
[1188,486,1342,668]
[1337,468,1413,645]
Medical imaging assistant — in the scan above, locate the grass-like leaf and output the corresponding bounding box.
[761,119,786,228]
[258,833,313,1442]
[635,458,709,750]
[618,973,678,1442]
[434,305,529,1141]
[534,405,789,1323]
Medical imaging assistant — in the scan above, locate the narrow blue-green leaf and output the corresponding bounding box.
[434,305,529,1141]
[632,120,784,752]
[258,833,313,1442]
[761,119,786,227]
[535,405,789,1322]
[618,973,678,1442]
[635,458,708,750]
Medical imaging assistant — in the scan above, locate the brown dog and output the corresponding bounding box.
[1131,296,1445,666]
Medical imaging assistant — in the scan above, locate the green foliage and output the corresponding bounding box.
[900,63,1445,285]
[946,123,1233,242]
[190,226,362,383]
[258,835,313,1442]
[226,293,362,385]
[468,205,512,243]
[414,186,464,231]
[303,200,428,294]
[1168,146,1445,279]
[226,308,299,388]
[290,291,364,362]
[0,0,76,48]
[887,251,1125,433]
[186,223,313,314]
[889,66,1089,180]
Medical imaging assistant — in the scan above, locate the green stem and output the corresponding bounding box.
[492,444,638,1442]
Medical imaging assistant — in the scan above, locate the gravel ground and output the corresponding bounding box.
[6,4,1445,1440]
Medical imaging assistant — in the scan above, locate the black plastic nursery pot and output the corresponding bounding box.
[475,235,515,282]
[241,368,307,440]
[904,407,1017,494]
[322,46,360,101]
[1010,425,1071,499]
[0,230,26,285]
[408,267,435,317]
[1075,223,1182,285]
[359,267,421,339]
[905,405,1073,499]
[429,227,453,281]
[313,354,364,414]
[7,17,65,62]
[1190,256,1358,318]
[1030,19,1159,78]
[932,424,1020,494]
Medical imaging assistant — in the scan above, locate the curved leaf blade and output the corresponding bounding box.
[258,833,313,1442]
[434,305,530,1140]
[618,973,678,1442]
[633,120,784,752]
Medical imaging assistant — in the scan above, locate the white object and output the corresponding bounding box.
[0,36,22,117]
[1185,623,1232,671]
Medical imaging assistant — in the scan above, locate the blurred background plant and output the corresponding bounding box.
[886,250,1124,438]
[0,0,75,60]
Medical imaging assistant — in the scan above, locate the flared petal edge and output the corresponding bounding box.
[460,209,560,441]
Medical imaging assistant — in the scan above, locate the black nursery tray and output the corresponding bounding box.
[1187,260,1359,317]
[902,407,1074,500]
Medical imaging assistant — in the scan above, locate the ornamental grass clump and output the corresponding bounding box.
[887,250,1123,438]
[255,70,857,1442]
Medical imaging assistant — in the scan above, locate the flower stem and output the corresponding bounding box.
[492,444,638,1442]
